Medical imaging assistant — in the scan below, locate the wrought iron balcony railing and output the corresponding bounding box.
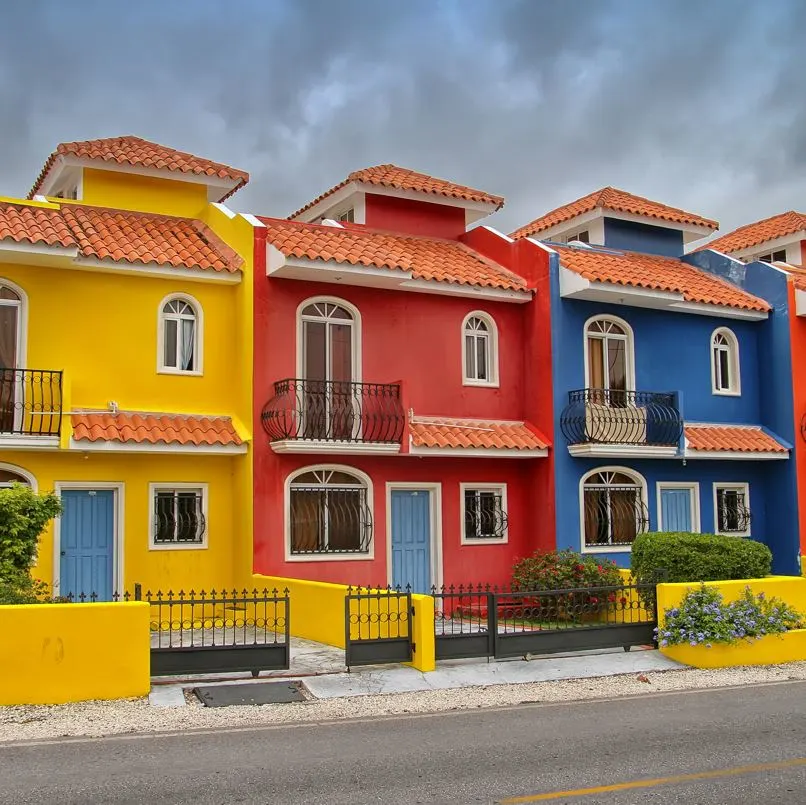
[0,368,63,437]
[261,378,404,444]
[560,388,682,447]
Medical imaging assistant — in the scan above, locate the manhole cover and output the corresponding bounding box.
[193,681,306,707]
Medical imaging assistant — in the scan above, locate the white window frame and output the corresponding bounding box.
[157,294,203,376]
[462,311,499,387]
[296,296,362,383]
[0,277,28,371]
[460,483,508,544]
[656,482,700,533]
[579,465,648,554]
[284,464,374,562]
[0,461,37,491]
[565,229,590,244]
[710,327,740,396]
[583,314,636,393]
[713,482,751,537]
[148,482,209,551]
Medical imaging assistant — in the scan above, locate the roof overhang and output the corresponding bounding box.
[683,448,788,461]
[722,231,806,263]
[408,442,549,458]
[567,444,679,459]
[267,246,532,303]
[68,437,247,455]
[559,266,768,321]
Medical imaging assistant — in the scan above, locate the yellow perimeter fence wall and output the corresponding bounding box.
[0,602,151,705]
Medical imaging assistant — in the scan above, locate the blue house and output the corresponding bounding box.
[511,187,800,575]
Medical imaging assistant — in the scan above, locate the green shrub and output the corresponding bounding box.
[631,532,772,585]
[511,549,623,591]
[0,572,50,605]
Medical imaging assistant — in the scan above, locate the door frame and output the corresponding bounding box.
[656,481,700,533]
[385,482,443,592]
[52,482,125,597]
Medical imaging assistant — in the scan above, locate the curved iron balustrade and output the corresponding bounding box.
[560,388,682,446]
[261,378,404,444]
[0,368,63,436]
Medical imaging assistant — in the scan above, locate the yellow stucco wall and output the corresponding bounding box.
[0,602,150,705]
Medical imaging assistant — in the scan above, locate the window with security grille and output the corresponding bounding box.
[716,485,751,535]
[153,488,206,546]
[583,470,649,548]
[289,469,372,554]
[463,488,507,540]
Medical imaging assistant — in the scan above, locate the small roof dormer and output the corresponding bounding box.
[511,186,718,247]
[28,136,249,204]
[700,211,806,266]
[287,164,504,232]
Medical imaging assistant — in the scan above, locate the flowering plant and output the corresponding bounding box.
[656,584,804,648]
[511,550,622,591]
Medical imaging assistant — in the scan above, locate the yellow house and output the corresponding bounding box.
[0,136,257,598]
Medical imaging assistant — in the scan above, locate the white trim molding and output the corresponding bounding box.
[713,481,751,537]
[0,435,61,450]
[148,482,209,551]
[462,310,499,387]
[710,327,741,396]
[68,437,247,455]
[683,448,788,461]
[0,461,38,491]
[583,313,636,392]
[459,482,509,545]
[568,443,679,459]
[157,292,204,376]
[656,482,701,533]
[271,440,400,455]
[408,441,548,459]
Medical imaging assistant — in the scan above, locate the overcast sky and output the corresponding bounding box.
[1,0,803,238]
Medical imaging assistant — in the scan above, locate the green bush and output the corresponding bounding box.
[631,532,772,585]
[0,571,50,605]
[512,549,623,591]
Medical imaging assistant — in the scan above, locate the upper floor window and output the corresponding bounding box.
[565,230,590,244]
[338,209,355,223]
[711,328,740,395]
[757,250,787,264]
[463,312,498,386]
[159,295,202,374]
[584,316,634,404]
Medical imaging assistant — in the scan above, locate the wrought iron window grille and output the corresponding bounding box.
[154,491,206,545]
[716,489,751,534]
[0,368,63,436]
[464,490,508,539]
[289,485,373,554]
[583,485,650,548]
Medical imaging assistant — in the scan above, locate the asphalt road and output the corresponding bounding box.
[2,681,806,804]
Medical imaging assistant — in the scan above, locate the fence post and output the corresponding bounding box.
[405,593,435,673]
[487,590,498,659]
[134,583,142,602]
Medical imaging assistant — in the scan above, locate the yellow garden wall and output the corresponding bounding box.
[0,602,150,705]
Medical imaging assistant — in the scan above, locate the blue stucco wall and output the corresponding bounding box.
[603,218,684,257]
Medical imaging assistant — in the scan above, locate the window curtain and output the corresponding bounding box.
[180,318,195,371]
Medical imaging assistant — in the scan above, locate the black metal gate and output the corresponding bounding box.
[434,582,657,661]
[345,585,413,668]
[138,585,290,676]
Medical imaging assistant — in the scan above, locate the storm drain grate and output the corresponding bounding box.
[193,681,307,707]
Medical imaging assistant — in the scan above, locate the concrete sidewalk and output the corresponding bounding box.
[149,645,682,707]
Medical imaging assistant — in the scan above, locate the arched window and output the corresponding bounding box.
[584,316,634,405]
[581,468,648,549]
[158,295,202,374]
[0,463,36,491]
[463,312,498,385]
[711,328,740,395]
[287,467,373,557]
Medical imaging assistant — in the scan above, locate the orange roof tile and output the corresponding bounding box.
[0,201,242,273]
[409,416,549,451]
[510,187,718,239]
[29,136,249,201]
[260,218,528,292]
[289,164,504,219]
[685,425,787,454]
[699,211,806,255]
[71,411,243,447]
[556,244,770,313]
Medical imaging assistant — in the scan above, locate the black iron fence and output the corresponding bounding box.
[433,582,657,660]
[261,378,404,444]
[0,368,63,436]
[345,584,412,667]
[560,388,682,446]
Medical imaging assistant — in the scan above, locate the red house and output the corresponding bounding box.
[251,165,555,591]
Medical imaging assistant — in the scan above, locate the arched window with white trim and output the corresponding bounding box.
[584,315,634,405]
[711,327,740,395]
[581,467,648,550]
[158,295,202,374]
[287,466,373,557]
[463,312,498,385]
[0,463,35,490]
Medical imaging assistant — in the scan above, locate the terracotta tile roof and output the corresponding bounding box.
[699,211,806,255]
[71,411,243,447]
[685,425,787,454]
[409,416,549,451]
[0,201,242,273]
[510,187,718,239]
[260,218,528,292]
[556,244,770,313]
[29,136,249,201]
[289,164,504,219]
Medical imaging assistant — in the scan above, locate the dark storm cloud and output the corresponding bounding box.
[0,0,803,236]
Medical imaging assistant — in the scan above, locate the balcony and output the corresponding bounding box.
[560,388,682,458]
[0,368,63,444]
[261,378,404,455]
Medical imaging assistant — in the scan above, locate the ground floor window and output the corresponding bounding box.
[288,467,372,555]
[582,468,649,549]
[150,484,207,548]
[0,465,33,489]
[461,484,508,542]
[714,483,751,536]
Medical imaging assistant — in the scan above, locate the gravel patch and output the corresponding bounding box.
[3,662,806,743]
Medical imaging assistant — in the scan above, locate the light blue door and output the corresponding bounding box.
[59,490,115,601]
[391,490,431,594]
[660,487,694,532]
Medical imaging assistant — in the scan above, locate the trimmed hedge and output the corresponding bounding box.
[631,532,772,584]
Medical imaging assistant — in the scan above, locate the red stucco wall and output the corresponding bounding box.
[364,193,466,239]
